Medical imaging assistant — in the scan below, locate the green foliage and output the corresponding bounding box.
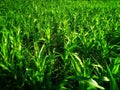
[0,0,120,89]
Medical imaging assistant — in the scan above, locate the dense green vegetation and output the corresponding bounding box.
[0,0,120,89]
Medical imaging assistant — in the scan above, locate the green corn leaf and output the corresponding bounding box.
[87,79,105,90]
[106,64,119,90]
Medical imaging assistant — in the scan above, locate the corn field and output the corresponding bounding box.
[0,0,120,90]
